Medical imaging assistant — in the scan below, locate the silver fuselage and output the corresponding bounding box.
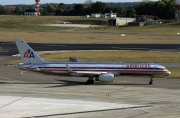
[18,62,171,77]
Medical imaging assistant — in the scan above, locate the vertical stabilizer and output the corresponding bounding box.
[15,38,45,64]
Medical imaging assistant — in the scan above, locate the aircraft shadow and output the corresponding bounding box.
[0,82,62,85]
[0,82,7,84]
[45,79,150,88]
[45,79,86,88]
[27,106,149,118]
[0,79,150,87]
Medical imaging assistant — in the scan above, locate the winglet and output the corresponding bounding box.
[75,56,80,62]
[69,56,80,62]
[66,64,73,73]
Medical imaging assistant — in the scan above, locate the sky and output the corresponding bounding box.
[0,0,158,5]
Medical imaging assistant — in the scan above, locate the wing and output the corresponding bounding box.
[66,64,108,75]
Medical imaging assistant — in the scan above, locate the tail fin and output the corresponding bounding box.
[15,38,45,64]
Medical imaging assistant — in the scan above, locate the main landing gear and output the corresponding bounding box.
[149,76,154,85]
[86,76,94,84]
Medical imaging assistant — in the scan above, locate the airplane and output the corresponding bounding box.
[15,38,171,85]
[58,21,72,24]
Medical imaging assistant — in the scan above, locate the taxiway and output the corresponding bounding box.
[0,56,179,118]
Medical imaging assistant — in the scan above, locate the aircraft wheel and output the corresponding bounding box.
[149,76,153,85]
[86,80,94,84]
[90,80,94,84]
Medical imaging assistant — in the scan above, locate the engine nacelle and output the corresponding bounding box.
[96,73,114,82]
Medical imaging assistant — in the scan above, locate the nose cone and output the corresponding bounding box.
[166,70,171,76]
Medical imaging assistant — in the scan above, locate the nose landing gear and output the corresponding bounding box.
[149,76,153,85]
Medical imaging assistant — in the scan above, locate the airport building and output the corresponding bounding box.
[108,18,135,26]
[90,11,117,18]
[24,12,40,16]
[24,0,41,16]
[175,0,180,21]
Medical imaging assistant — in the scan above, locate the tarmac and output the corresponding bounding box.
[0,56,180,118]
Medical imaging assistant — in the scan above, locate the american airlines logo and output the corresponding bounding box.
[126,64,150,68]
[23,49,35,58]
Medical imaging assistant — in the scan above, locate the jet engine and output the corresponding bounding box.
[95,73,114,82]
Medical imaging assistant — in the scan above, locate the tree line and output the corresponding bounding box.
[0,0,176,19]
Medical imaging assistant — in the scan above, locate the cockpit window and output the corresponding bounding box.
[161,68,167,70]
